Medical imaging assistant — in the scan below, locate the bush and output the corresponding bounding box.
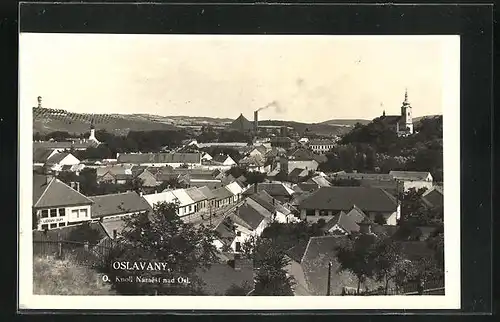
[33,256,116,295]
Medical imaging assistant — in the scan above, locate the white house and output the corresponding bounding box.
[201,152,213,161]
[225,181,245,203]
[213,204,269,253]
[45,152,81,172]
[389,171,433,193]
[143,190,178,212]
[299,187,400,226]
[212,154,237,167]
[33,174,93,231]
[308,139,336,154]
[170,189,197,217]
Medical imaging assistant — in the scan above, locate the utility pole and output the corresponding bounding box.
[327,261,332,296]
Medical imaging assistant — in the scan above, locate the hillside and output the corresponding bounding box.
[320,119,372,127]
[33,108,178,135]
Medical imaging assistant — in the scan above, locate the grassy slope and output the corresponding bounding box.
[33,256,116,295]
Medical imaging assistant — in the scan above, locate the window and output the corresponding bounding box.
[80,209,88,218]
[41,224,48,230]
[41,209,49,218]
[72,209,79,219]
[236,231,241,236]
[319,210,328,216]
[58,208,65,217]
[235,242,241,252]
[58,222,66,228]
[50,209,57,217]
[50,223,57,229]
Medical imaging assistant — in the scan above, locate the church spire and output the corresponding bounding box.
[403,88,410,105]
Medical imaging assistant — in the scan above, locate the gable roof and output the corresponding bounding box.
[33,148,55,163]
[33,175,93,208]
[170,189,196,206]
[229,113,253,132]
[289,167,307,177]
[389,171,432,181]
[184,187,208,202]
[212,154,229,163]
[299,187,398,212]
[345,205,368,223]
[233,204,266,230]
[421,186,444,208]
[89,191,151,218]
[45,152,77,165]
[198,186,217,200]
[212,187,234,200]
[225,181,244,196]
[143,191,178,208]
[243,183,294,198]
[295,183,320,193]
[324,211,360,234]
[310,176,331,187]
[215,217,237,242]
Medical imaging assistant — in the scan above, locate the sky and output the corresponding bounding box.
[20,34,453,123]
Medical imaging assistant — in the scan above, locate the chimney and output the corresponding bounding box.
[37,96,42,108]
[76,182,80,192]
[112,229,117,239]
[254,111,258,132]
[253,183,258,193]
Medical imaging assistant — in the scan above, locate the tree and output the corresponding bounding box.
[225,281,253,296]
[400,187,432,226]
[101,202,220,295]
[247,237,295,296]
[246,171,266,186]
[68,222,103,246]
[371,238,406,294]
[335,234,377,294]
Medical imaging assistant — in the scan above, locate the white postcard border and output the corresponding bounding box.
[18,34,460,311]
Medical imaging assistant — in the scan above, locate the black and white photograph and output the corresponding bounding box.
[19,30,460,310]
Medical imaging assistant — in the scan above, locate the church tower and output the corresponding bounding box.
[400,88,413,134]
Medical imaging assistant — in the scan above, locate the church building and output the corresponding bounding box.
[380,89,414,137]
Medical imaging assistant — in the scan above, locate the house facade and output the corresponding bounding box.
[389,171,433,193]
[308,139,336,154]
[299,186,400,225]
[33,175,93,231]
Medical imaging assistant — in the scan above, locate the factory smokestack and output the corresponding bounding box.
[254,110,258,132]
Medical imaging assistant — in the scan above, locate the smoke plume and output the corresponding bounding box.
[256,101,286,114]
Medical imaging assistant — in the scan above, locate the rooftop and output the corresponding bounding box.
[89,191,151,218]
[299,186,398,212]
[33,175,93,208]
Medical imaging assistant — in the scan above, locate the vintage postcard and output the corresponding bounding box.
[18,33,460,310]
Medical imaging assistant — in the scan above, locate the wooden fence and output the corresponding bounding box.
[343,278,445,296]
[33,237,114,269]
